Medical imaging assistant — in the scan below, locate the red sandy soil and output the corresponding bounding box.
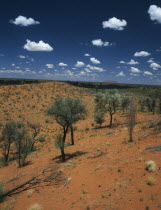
[0,81,161,210]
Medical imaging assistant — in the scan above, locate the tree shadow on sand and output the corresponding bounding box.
[52,151,88,163]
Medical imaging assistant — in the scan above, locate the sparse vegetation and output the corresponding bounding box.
[13,122,32,167]
[0,121,20,166]
[127,101,136,142]
[27,121,41,151]
[1,80,161,209]
[145,160,156,172]
[0,184,4,198]
[94,90,121,128]
[145,176,156,186]
[47,97,87,161]
[27,203,43,210]
[94,111,105,128]
[27,189,34,198]
[121,97,130,114]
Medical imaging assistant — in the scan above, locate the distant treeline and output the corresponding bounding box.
[0,78,161,92]
[0,78,50,86]
[65,81,161,90]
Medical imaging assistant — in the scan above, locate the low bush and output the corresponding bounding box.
[145,160,156,172]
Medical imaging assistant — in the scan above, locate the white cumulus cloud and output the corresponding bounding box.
[10,15,40,26]
[120,61,126,64]
[131,67,141,73]
[58,62,68,67]
[84,54,91,56]
[86,65,105,72]
[147,58,154,63]
[148,5,161,24]
[18,55,26,59]
[134,51,151,57]
[92,39,113,47]
[127,59,139,65]
[102,17,127,30]
[45,64,54,68]
[66,70,73,76]
[144,71,153,76]
[75,61,85,67]
[150,62,161,70]
[90,57,101,64]
[117,71,125,76]
[0,69,23,74]
[24,40,53,51]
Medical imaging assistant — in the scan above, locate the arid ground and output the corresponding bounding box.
[0,81,161,210]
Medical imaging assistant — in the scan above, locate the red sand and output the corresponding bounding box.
[0,82,161,210]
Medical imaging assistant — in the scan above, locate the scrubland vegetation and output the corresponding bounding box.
[0,80,161,209]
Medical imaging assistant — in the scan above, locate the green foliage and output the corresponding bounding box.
[13,122,32,167]
[94,112,105,127]
[127,102,136,142]
[0,121,19,166]
[37,135,45,142]
[0,183,4,201]
[145,98,156,114]
[27,121,41,150]
[138,97,146,112]
[48,97,87,161]
[94,90,121,127]
[54,133,64,149]
[47,97,87,127]
[121,97,130,113]
[0,157,5,166]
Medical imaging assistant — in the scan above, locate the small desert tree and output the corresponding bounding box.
[54,133,65,160]
[138,98,146,112]
[27,121,41,151]
[121,97,130,114]
[145,89,160,114]
[0,121,17,166]
[94,90,121,128]
[145,98,156,114]
[94,111,105,128]
[13,122,32,167]
[47,97,87,161]
[127,101,136,142]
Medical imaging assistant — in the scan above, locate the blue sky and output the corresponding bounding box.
[0,0,161,84]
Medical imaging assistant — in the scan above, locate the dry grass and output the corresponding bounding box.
[145,160,156,172]
[27,203,43,210]
[1,198,16,210]
[137,157,143,162]
[27,189,35,198]
[145,176,156,186]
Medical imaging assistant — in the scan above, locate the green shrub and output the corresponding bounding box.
[48,97,87,161]
[13,122,32,167]
[127,102,136,142]
[37,135,45,142]
[94,112,105,127]
[0,121,18,166]
[94,90,121,128]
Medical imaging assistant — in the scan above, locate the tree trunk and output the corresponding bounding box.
[61,125,69,161]
[31,140,35,151]
[70,125,74,145]
[18,143,21,167]
[5,145,10,165]
[63,126,68,142]
[129,128,133,142]
[4,137,11,165]
[109,113,113,128]
[61,147,66,162]
[122,106,125,114]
